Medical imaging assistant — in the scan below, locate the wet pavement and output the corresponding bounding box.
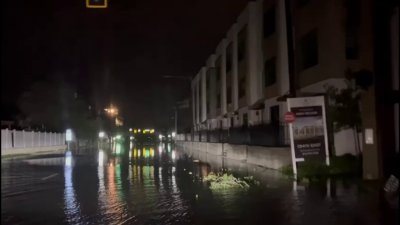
[1,142,398,225]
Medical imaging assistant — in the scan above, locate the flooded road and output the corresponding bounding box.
[1,142,397,225]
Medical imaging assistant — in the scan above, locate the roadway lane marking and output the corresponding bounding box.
[41,173,58,181]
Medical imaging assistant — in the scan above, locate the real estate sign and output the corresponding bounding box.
[287,96,330,175]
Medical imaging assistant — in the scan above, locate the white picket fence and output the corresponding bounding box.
[1,129,65,150]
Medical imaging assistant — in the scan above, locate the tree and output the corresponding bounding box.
[18,81,97,140]
[324,69,373,155]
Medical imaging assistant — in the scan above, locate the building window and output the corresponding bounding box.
[194,89,198,121]
[216,68,221,83]
[270,105,279,125]
[264,57,276,86]
[226,43,233,73]
[215,57,222,110]
[243,113,248,127]
[238,26,247,62]
[239,76,246,98]
[206,72,210,92]
[263,7,275,38]
[217,93,221,109]
[299,29,318,70]
[227,87,232,104]
[206,72,211,115]
[345,0,360,59]
[346,35,359,59]
[297,0,310,8]
[215,56,221,83]
[199,86,202,118]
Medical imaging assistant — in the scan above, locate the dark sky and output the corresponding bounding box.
[1,0,249,129]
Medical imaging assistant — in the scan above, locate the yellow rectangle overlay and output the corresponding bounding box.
[86,0,108,8]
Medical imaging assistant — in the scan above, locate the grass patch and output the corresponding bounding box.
[281,154,361,180]
[203,172,260,191]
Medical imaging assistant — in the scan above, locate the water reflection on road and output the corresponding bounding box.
[1,142,397,225]
[64,150,81,224]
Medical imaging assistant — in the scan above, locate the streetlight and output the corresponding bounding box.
[98,131,105,149]
[98,131,105,138]
[104,104,118,117]
[66,129,73,150]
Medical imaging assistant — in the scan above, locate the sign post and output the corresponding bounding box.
[287,96,330,177]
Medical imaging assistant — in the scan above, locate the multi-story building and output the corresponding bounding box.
[190,0,399,179]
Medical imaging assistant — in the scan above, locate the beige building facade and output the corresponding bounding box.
[190,0,399,179]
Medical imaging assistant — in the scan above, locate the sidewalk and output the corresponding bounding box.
[1,145,67,158]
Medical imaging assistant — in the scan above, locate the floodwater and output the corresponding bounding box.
[1,142,398,225]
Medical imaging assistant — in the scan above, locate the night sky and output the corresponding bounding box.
[1,0,249,129]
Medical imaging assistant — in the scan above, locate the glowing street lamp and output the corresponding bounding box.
[171,132,176,138]
[98,131,105,138]
[104,104,118,117]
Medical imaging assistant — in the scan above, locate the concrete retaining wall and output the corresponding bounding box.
[176,141,291,169]
[1,145,67,156]
[247,146,291,170]
[206,143,223,155]
[224,144,247,161]
[176,141,223,156]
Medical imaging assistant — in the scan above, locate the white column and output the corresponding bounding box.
[207,56,216,119]
[192,83,196,127]
[232,29,239,111]
[201,67,207,122]
[277,0,290,95]
[247,1,263,105]
[13,129,17,148]
[196,79,200,125]
[221,41,227,115]
[5,129,8,149]
[22,130,25,148]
